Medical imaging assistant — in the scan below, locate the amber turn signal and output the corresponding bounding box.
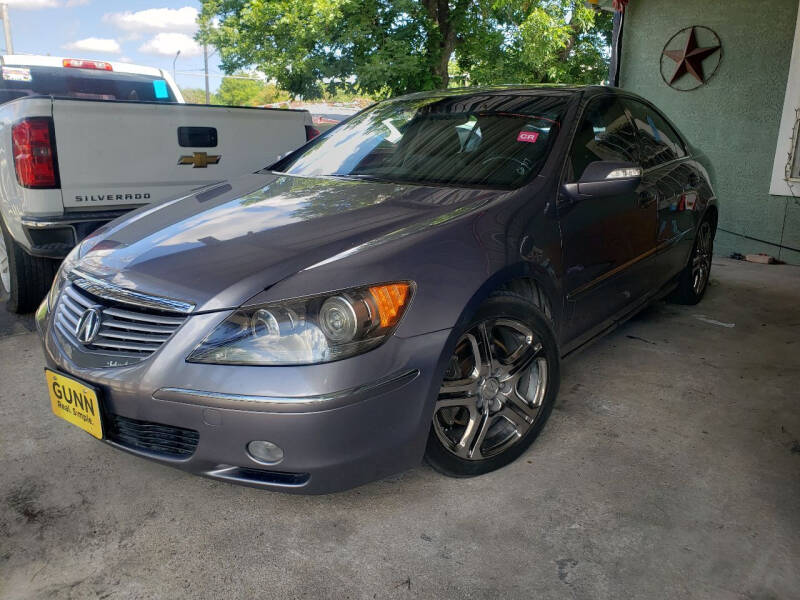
[369,283,411,328]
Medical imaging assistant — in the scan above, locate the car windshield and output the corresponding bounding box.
[274,93,570,188]
[0,65,178,103]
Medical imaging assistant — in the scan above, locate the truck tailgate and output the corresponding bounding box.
[52,100,309,210]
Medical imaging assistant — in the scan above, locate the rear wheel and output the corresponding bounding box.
[0,220,59,314]
[0,223,10,298]
[669,218,714,305]
[425,294,560,477]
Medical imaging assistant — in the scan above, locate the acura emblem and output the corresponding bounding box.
[75,307,102,344]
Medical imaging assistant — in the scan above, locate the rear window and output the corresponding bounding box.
[274,94,570,189]
[0,65,177,103]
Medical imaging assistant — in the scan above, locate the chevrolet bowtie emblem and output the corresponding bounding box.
[178,152,221,168]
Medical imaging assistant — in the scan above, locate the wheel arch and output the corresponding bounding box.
[449,263,564,346]
[703,203,719,237]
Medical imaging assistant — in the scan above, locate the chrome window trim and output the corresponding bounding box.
[71,269,195,314]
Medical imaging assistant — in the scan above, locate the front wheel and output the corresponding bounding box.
[425,293,560,477]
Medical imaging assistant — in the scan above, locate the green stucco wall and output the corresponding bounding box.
[619,0,800,264]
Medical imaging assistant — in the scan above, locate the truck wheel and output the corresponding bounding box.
[0,220,59,314]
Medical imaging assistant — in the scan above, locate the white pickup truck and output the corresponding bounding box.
[0,55,316,312]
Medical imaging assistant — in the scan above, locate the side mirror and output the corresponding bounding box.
[562,161,642,200]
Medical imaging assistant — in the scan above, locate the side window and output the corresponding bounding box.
[567,97,638,182]
[624,100,686,168]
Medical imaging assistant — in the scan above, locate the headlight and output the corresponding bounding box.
[187,282,413,365]
[47,243,82,308]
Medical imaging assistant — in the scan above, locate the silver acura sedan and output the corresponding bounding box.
[37,86,717,493]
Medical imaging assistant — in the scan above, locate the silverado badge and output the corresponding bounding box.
[178,152,221,168]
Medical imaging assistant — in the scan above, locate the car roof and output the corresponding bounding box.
[392,84,616,101]
[0,54,165,77]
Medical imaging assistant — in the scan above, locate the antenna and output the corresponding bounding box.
[0,3,13,55]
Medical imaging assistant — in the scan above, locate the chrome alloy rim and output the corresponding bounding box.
[433,318,547,460]
[0,230,10,294]
[692,221,713,295]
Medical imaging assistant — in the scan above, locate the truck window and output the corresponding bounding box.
[0,66,177,104]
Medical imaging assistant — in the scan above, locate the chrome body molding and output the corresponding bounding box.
[71,269,196,314]
[153,369,420,413]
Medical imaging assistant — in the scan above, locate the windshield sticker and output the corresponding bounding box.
[2,67,32,82]
[153,79,169,99]
[517,131,539,143]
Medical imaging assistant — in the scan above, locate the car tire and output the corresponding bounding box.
[425,292,560,478]
[668,217,715,306]
[0,219,59,314]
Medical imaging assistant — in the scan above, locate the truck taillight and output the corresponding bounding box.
[62,58,113,71]
[305,125,321,141]
[12,117,59,189]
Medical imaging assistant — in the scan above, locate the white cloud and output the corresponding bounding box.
[63,37,122,54]
[4,0,59,9]
[118,56,133,63]
[2,0,88,7]
[138,32,201,57]
[104,6,198,34]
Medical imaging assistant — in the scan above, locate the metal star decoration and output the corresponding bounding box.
[663,26,721,85]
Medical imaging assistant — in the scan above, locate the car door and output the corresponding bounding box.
[623,99,697,283]
[558,95,657,343]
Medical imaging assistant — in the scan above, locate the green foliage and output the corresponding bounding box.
[213,73,291,106]
[199,0,614,99]
[180,88,210,104]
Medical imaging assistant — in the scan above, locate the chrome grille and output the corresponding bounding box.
[55,284,186,360]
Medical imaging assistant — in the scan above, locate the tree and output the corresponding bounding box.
[212,74,292,106]
[214,73,265,106]
[199,0,613,99]
[180,88,210,104]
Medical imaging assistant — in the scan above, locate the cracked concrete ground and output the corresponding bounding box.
[1,258,798,599]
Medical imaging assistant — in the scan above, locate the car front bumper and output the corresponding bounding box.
[37,300,452,494]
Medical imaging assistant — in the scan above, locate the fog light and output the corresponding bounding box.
[247,440,284,465]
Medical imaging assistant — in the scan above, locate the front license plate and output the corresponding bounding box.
[46,369,103,440]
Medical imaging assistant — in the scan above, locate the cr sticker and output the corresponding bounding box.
[2,67,32,82]
[517,131,539,143]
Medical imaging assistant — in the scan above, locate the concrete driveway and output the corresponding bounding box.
[1,258,798,599]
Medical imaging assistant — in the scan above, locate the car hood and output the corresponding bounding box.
[75,172,492,312]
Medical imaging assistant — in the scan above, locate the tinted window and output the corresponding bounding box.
[0,65,177,103]
[624,100,686,168]
[567,97,638,182]
[274,94,569,188]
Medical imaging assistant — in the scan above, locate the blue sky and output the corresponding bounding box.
[4,1,222,91]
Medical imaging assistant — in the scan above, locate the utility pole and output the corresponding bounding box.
[172,49,181,81]
[203,43,210,104]
[0,4,13,55]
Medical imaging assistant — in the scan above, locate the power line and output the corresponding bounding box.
[175,70,267,82]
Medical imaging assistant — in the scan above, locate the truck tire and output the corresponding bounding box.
[0,220,59,314]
